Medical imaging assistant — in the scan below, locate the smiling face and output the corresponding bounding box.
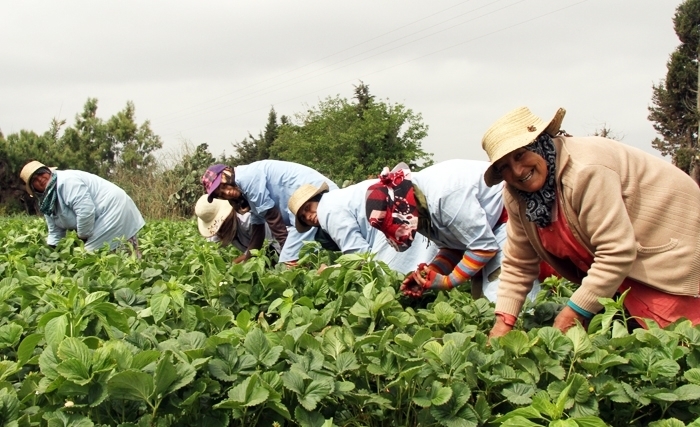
[298,200,320,227]
[30,171,52,193]
[493,147,548,193]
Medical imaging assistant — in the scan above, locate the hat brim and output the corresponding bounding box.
[484,108,565,187]
[206,175,224,203]
[197,200,234,237]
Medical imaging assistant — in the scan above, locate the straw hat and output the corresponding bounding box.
[482,107,566,186]
[287,182,330,232]
[19,160,54,194]
[194,194,234,237]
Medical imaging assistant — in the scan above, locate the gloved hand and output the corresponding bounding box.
[400,274,424,298]
[412,263,453,291]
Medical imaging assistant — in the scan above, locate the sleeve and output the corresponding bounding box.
[324,213,371,254]
[264,207,288,248]
[244,223,266,256]
[566,165,637,314]
[240,168,275,214]
[45,215,66,247]
[493,192,542,317]
[439,186,500,252]
[278,227,316,263]
[61,179,96,239]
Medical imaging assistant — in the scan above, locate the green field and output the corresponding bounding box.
[0,217,699,427]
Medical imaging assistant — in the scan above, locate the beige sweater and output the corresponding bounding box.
[496,136,700,316]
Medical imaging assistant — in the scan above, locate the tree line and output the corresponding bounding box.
[0,83,433,218]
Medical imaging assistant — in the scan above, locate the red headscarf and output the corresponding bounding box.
[365,163,419,252]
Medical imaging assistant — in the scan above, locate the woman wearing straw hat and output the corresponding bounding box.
[364,160,541,302]
[201,160,338,264]
[194,195,280,263]
[288,179,437,274]
[19,160,145,255]
[482,106,700,338]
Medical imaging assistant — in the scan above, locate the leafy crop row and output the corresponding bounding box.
[0,217,699,427]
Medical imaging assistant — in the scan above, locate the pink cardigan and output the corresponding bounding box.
[495,136,700,317]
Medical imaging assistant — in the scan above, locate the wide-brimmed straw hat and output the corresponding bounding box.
[19,160,54,194]
[287,182,330,232]
[482,107,566,186]
[194,194,234,237]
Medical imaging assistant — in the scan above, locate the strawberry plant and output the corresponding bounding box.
[0,216,699,426]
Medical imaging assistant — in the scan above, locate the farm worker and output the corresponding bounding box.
[19,160,145,256]
[364,159,541,302]
[287,179,438,274]
[201,160,338,264]
[482,107,700,338]
[194,194,280,263]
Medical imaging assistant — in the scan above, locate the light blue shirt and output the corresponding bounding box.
[411,159,505,251]
[317,179,437,274]
[234,160,338,262]
[44,170,145,251]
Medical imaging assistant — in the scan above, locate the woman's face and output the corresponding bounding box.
[494,147,548,192]
[299,201,320,227]
[31,172,52,193]
[216,183,242,200]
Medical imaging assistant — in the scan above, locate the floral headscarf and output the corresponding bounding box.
[365,163,419,252]
[517,133,557,227]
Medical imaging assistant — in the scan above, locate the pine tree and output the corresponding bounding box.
[648,0,700,182]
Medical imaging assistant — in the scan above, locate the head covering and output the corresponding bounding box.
[364,162,419,252]
[194,194,234,237]
[19,160,51,195]
[202,164,236,203]
[288,182,330,232]
[482,107,566,186]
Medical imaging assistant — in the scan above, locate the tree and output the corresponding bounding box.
[166,143,216,217]
[229,107,285,165]
[649,0,700,182]
[271,82,433,183]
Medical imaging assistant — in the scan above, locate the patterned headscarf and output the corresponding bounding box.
[365,163,419,252]
[517,133,557,227]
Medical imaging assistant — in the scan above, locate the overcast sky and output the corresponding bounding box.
[1,0,684,165]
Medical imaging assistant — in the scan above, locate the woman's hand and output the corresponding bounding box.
[488,316,513,339]
[400,275,424,298]
[552,305,588,333]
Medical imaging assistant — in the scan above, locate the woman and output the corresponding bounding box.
[194,194,280,263]
[288,179,438,274]
[202,160,338,264]
[482,106,700,337]
[364,160,540,302]
[19,160,145,255]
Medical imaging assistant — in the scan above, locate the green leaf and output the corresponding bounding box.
[227,375,269,407]
[281,370,305,394]
[55,359,91,385]
[674,384,700,401]
[335,352,360,374]
[58,337,92,368]
[294,406,327,427]
[349,297,373,319]
[500,331,532,356]
[684,368,700,385]
[566,326,593,356]
[573,416,612,427]
[0,324,23,349]
[431,385,453,406]
[502,383,536,405]
[500,416,542,427]
[107,370,154,402]
[150,294,171,323]
[44,314,68,349]
[433,302,455,325]
[298,379,333,411]
[17,334,43,366]
[412,327,433,347]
